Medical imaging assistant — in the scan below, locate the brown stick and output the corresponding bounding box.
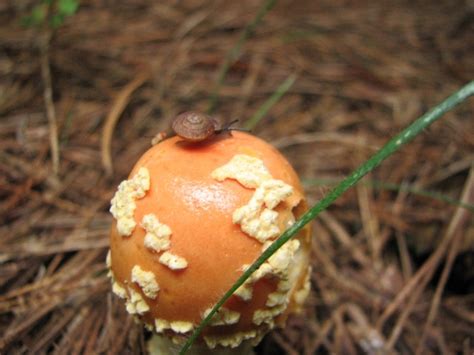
[101,71,149,176]
[415,166,474,354]
[40,31,59,176]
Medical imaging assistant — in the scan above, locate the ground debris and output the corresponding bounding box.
[0,0,472,354]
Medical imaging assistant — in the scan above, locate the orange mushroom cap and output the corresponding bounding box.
[108,131,311,348]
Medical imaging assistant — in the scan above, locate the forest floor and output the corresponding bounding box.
[0,0,473,354]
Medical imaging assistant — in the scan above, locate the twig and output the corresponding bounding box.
[29,309,76,353]
[0,301,58,351]
[376,229,448,329]
[319,211,371,266]
[395,231,413,280]
[392,182,414,280]
[272,332,299,355]
[306,318,334,354]
[40,31,60,175]
[384,271,429,351]
[357,178,382,262]
[344,304,387,353]
[415,166,474,354]
[101,71,149,176]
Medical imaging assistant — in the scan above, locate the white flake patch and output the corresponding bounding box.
[154,319,194,334]
[234,240,300,304]
[233,179,293,243]
[253,304,286,326]
[204,330,258,349]
[159,251,188,270]
[294,266,312,305]
[234,263,273,301]
[211,154,272,188]
[259,179,294,209]
[112,281,127,299]
[125,287,150,315]
[267,239,300,275]
[131,265,160,299]
[203,307,240,326]
[106,250,111,268]
[155,318,170,333]
[212,155,295,243]
[141,214,172,253]
[110,167,150,236]
[170,321,194,333]
[234,283,253,301]
[266,292,288,307]
[106,250,113,278]
[277,278,292,292]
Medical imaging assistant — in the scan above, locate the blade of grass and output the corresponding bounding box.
[244,74,297,130]
[207,0,278,114]
[180,81,474,354]
[303,178,474,212]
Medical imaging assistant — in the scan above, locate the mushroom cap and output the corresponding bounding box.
[108,131,311,345]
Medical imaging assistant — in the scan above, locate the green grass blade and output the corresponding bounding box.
[207,0,278,114]
[180,81,474,354]
[244,74,297,131]
[303,178,474,212]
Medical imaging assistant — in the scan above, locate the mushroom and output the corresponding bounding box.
[107,130,312,354]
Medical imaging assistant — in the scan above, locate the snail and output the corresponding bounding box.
[151,112,242,145]
[172,112,222,142]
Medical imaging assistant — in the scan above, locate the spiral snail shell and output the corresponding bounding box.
[171,111,221,142]
[150,111,241,146]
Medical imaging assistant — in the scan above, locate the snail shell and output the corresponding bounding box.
[172,112,221,142]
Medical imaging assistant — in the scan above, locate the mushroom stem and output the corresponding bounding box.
[147,335,255,355]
